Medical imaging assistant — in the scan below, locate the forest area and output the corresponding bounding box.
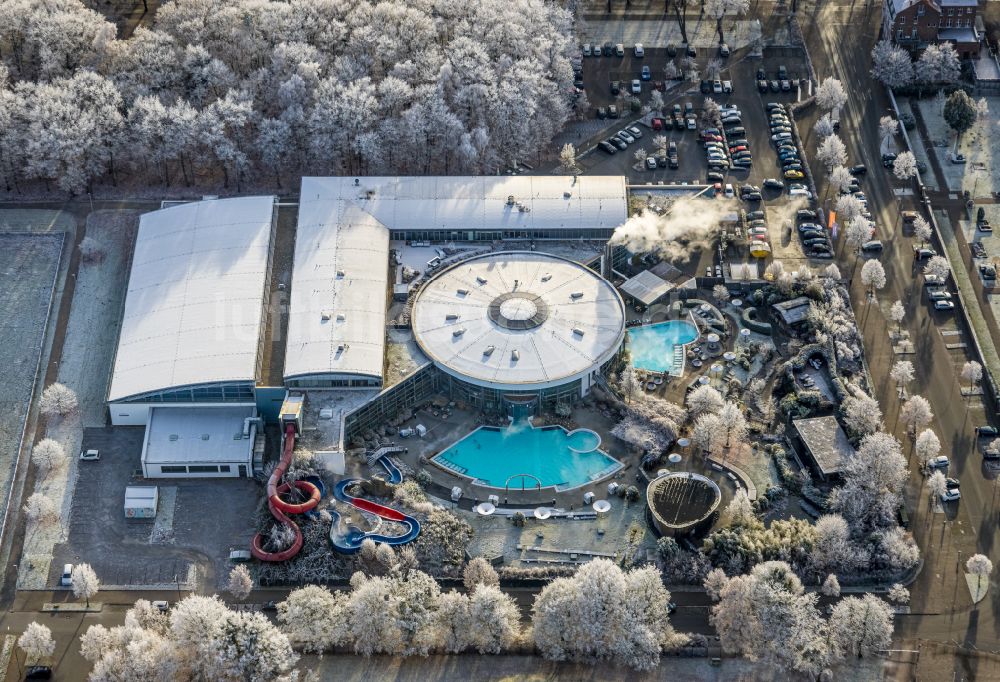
[0,0,578,196]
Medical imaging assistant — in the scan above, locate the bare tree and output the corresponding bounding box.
[39,383,78,417]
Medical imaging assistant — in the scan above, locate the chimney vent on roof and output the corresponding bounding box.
[483,345,495,356]
[511,350,520,361]
[570,292,584,299]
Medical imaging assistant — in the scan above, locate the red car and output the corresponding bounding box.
[651,117,665,130]
[729,144,748,153]
[702,134,723,143]
[653,80,665,91]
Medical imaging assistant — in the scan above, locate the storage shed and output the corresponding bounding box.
[124,486,158,519]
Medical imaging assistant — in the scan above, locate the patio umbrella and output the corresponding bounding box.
[533,507,552,520]
[475,502,496,516]
[668,453,682,464]
[592,500,612,515]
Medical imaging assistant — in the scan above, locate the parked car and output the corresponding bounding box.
[800,230,825,240]
[634,43,645,57]
[861,240,883,252]
[928,290,952,301]
[582,44,592,57]
[976,425,999,437]
[724,183,735,198]
[915,247,936,259]
[784,169,805,180]
[719,43,730,57]
[602,42,614,56]
[934,300,955,310]
[667,43,677,56]
[769,80,780,92]
[808,251,833,259]
[797,210,818,220]
[80,449,100,461]
[746,210,766,220]
[788,185,812,198]
[645,156,657,170]
[627,125,642,139]
[61,563,73,586]
[707,171,724,182]
[941,488,961,502]
[722,80,732,93]
[686,44,696,57]
[803,237,829,247]
[771,132,792,142]
[949,152,967,164]
[849,164,867,175]
[631,79,641,94]
[700,79,712,93]
[713,79,723,94]
[596,107,608,119]
[641,65,651,80]
[726,126,746,136]
[946,477,961,490]
[608,105,619,118]
[615,43,625,57]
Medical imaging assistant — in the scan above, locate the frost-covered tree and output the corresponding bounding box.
[914,429,941,467]
[890,361,915,400]
[724,489,755,527]
[558,143,579,174]
[704,568,728,601]
[687,384,724,419]
[39,382,78,416]
[817,134,847,173]
[845,216,871,255]
[871,40,914,89]
[712,561,830,673]
[861,258,885,298]
[815,77,847,112]
[962,360,983,394]
[226,565,253,601]
[821,573,841,597]
[829,165,853,194]
[463,557,500,592]
[616,365,643,405]
[900,395,933,435]
[79,236,104,262]
[18,622,55,663]
[879,115,899,144]
[702,98,721,126]
[831,432,908,531]
[532,559,679,670]
[836,195,866,225]
[890,300,906,333]
[829,595,893,658]
[277,585,348,654]
[913,216,932,247]
[893,151,918,180]
[968,553,994,576]
[716,401,747,449]
[31,438,66,473]
[23,492,57,527]
[704,0,750,43]
[927,470,948,508]
[824,263,841,280]
[916,43,961,88]
[841,393,883,437]
[653,135,668,155]
[814,114,835,139]
[434,591,472,653]
[72,564,100,607]
[887,583,910,605]
[811,514,852,574]
[212,610,297,681]
[468,585,520,654]
[923,255,950,283]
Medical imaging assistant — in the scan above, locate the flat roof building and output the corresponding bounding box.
[140,406,258,478]
[107,196,275,426]
[791,415,855,481]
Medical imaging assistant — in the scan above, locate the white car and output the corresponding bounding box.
[724,183,735,198]
[617,130,635,144]
[631,79,641,94]
[928,455,950,469]
[925,273,947,286]
[80,449,100,461]
[634,43,644,57]
[934,300,956,311]
[949,152,966,164]
[771,132,792,142]
[789,188,812,199]
[928,290,952,301]
[722,80,733,93]
[582,44,592,56]
[941,488,961,502]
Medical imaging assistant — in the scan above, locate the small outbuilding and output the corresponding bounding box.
[124,486,158,519]
[791,415,855,482]
[771,296,812,332]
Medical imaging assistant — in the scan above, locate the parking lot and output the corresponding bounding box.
[51,426,261,590]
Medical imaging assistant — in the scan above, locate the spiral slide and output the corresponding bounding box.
[251,422,322,562]
[328,454,421,554]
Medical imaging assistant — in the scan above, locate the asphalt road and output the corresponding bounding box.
[797,0,1000,657]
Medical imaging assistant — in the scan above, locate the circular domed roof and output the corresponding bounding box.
[411,252,625,389]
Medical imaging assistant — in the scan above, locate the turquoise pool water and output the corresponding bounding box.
[628,320,699,373]
[433,424,621,490]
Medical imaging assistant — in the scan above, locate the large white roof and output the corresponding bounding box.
[285,176,627,384]
[284,180,391,382]
[411,252,625,389]
[297,175,627,236]
[108,196,274,402]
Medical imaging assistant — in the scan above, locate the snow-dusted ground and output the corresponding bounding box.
[581,18,779,50]
[896,99,938,192]
[0,228,63,589]
[16,210,138,589]
[914,96,1000,197]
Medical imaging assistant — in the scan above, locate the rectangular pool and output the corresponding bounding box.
[433,422,621,491]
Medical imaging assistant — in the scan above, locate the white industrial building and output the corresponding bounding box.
[106,196,275,478]
[107,196,275,426]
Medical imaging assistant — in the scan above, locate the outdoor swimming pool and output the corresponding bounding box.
[628,320,699,374]
[433,423,621,490]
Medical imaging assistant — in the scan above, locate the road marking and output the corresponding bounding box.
[941,330,962,336]
[945,343,968,350]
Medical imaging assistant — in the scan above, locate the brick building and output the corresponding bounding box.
[883,0,984,58]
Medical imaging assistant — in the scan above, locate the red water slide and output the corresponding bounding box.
[250,422,321,561]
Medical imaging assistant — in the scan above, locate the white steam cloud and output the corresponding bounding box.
[608,196,739,263]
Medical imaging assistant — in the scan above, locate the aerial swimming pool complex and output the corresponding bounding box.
[628,320,699,374]
[433,423,621,490]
